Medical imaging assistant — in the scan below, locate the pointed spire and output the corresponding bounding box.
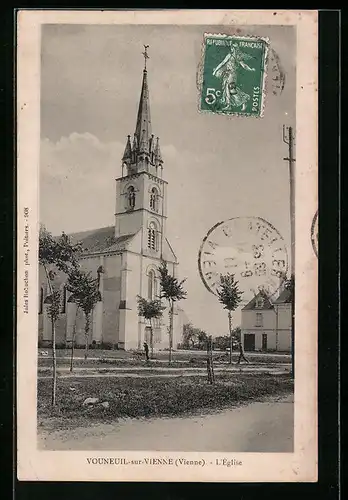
[121,46,164,175]
[134,67,152,152]
[154,137,163,164]
[122,135,132,161]
[149,134,155,153]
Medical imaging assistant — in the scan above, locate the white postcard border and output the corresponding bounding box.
[17,9,318,482]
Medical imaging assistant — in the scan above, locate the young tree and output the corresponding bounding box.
[69,303,80,372]
[197,330,208,350]
[216,273,243,364]
[206,335,215,385]
[158,261,187,363]
[182,323,194,349]
[46,288,61,376]
[66,266,101,361]
[39,226,81,405]
[137,296,166,358]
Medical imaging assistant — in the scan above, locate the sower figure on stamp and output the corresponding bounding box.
[143,341,149,361]
[213,43,255,111]
[237,337,249,364]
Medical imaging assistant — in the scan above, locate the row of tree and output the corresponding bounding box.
[40,223,295,398]
[39,226,104,405]
[40,223,253,403]
[180,324,241,351]
[39,226,188,405]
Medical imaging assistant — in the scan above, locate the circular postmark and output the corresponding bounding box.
[267,47,286,96]
[198,216,289,303]
[311,210,318,258]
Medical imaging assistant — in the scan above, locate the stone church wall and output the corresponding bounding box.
[120,251,142,350]
[101,254,122,347]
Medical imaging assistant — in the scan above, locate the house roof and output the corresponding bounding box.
[242,291,274,311]
[60,226,135,255]
[273,287,292,304]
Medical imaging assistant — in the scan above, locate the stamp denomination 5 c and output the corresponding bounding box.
[200,33,269,117]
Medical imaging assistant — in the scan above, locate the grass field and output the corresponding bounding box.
[37,373,294,427]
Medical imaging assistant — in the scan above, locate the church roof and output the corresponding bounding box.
[65,226,135,255]
[242,291,274,311]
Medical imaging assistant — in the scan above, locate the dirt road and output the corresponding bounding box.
[38,394,293,452]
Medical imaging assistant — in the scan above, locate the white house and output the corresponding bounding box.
[241,288,292,353]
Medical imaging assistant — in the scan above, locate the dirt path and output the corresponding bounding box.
[38,365,290,379]
[38,394,294,452]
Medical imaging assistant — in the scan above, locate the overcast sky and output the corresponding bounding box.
[40,24,295,334]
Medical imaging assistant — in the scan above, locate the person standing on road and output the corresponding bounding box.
[237,338,249,364]
[143,341,149,361]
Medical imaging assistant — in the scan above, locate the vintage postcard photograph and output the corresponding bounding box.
[17,10,318,482]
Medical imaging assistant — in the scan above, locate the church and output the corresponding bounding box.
[38,50,185,351]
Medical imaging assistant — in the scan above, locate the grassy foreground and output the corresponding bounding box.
[38,373,293,425]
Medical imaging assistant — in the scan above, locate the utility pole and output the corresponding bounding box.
[283,125,295,379]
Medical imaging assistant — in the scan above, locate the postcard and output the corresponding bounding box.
[17,9,318,482]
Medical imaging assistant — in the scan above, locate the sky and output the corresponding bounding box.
[40,23,296,335]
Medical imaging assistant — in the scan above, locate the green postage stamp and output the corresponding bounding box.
[200,33,269,117]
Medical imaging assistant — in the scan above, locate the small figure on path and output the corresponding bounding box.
[237,339,249,364]
[143,341,149,361]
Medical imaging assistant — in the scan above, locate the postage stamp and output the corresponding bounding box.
[200,34,269,117]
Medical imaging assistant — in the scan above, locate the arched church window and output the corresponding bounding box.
[127,186,136,210]
[148,270,155,300]
[150,187,159,212]
[148,222,157,251]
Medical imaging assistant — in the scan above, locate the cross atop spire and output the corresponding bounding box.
[142,44,149,70]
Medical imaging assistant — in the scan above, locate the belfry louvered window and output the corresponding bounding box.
[148,223,156,250]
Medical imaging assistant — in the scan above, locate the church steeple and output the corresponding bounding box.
[115,46,168,246]
[121,45,163,177]
[135,68,152,153]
